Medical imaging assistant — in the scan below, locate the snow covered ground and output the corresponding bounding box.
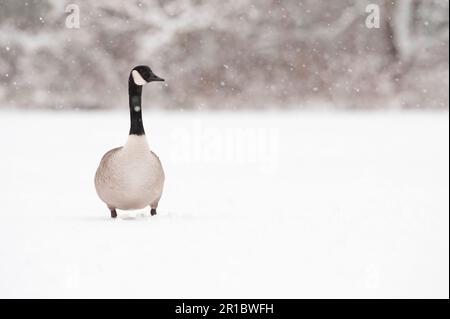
[0,110,448,298]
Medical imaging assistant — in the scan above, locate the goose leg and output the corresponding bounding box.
[110,209,117,219]
[150,208,157,216]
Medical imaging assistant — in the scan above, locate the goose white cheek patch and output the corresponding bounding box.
[132,70,147,85]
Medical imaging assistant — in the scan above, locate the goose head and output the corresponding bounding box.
[130,65,165,86]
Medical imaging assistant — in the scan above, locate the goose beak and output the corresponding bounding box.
[151,74,165,82]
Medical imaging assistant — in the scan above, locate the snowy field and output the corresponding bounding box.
[0,110,448,298]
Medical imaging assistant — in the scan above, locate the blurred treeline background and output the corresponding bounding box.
[0,0,448,110]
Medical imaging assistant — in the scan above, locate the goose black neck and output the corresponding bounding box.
[128,76,145,136]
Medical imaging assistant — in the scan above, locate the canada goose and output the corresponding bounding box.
[95,65,165,219]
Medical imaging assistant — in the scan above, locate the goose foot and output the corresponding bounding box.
[110,209,117,219]
[150,208,157,216]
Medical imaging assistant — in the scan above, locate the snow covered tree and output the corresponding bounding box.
[0,0,448,109]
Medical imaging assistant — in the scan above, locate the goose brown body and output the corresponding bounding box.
[95,135,164,210]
